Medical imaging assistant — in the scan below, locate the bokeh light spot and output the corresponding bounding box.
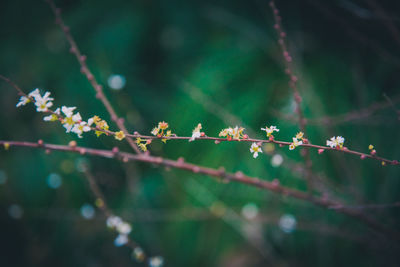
[8,204,23,219]
[47,173,62,189]
[279,214,297,233]
[107,74,126,90]
[271,154,283,167]
[241,202,259,220]
[80,203,95,220]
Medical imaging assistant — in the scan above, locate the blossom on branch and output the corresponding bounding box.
[326,136,345,149]
[289,137,303,150]
[34,91,54,112]
[189,123,202,142]
[114,131,126,141]
[250,143,262,158]
[151,121,174,143]
[16,95,30,107]
[61,106,79,132]
[72,121,91,138]
[261,125,279,137]
[289,131,305,150]
[88,115,109,137]
[219,126,246,140]
[136,137,150,151]
[43,107,60,122]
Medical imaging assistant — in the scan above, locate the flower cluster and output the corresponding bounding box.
[250,143,262,158]
[261,125,279,138]
[326,136,345,149]
[219,126,247,141]
[289,132,304,150]
[60,106,92,138]
[89,115,110,137]
[189,123,204,142]
[16,88,54,112]
[151,121,174,143]
[16,88,116,139]
[135,137,151,151]
[106,215,132,246]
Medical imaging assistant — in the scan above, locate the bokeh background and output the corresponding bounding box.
[1,0,400,266]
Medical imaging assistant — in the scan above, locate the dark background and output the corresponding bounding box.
[1,0,400,266]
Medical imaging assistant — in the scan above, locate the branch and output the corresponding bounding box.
[269,1,314,191]
[274,94,400,126]
[4,75,396,165]
[1,139,399,241]
[44,0,141,154]
[82,169,147,262]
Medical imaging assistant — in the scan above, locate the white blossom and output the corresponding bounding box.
[16,96,30,107]
[261,125,279,137]
[189,123,202,142]
[43,108,60,122]
[250,143,262,158]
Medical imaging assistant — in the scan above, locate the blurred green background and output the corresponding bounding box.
[1,0,400,266]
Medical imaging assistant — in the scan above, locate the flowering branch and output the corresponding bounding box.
[44,0,141,154]
[1,139,399,241]
[3,75,396,166]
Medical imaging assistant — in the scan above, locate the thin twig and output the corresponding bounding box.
[383,93,400,121]
[330,202,400,210]
[1,139,399,241]
[44,0,141,154]
[365,0,400,47]
[82,168,147,261]
[269,1,314,192]
[273,94,400,125]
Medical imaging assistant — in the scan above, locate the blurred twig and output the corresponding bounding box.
[82,167,148,262]
[308,1,400,67]
[273,94,400,125]
[269,1,314,192]
[383,93,400,121]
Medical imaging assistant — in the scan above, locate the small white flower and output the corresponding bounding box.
[326,136,345,148]
[61,108,81,133]
[250,143,262,158]
[289,137,303,150]
[116,222,132,235]
[114,234,128,246]
[261,125,279,137]
[106,215,123,228]
[87,117,94,126]
[61,106,77,117]
[28,88,41,99]
[71,121,91,138]
[189,123,202,142]
[292,137,303,146]
[16,95,30,107]
[336,136,345,145]
[43,108,60,122]
[34,92,54,112]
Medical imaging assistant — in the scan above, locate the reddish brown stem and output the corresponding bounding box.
[44,0,141,154]
[269,1,314,191]
[1,139,399,241]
